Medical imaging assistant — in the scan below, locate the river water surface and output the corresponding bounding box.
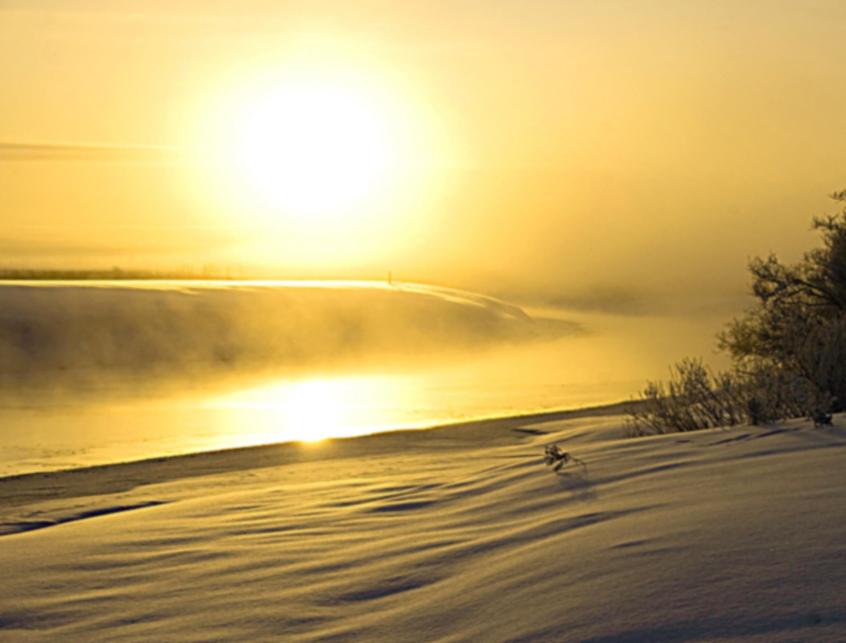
[0,293,737,476]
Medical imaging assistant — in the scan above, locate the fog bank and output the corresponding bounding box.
[0,280,573,397]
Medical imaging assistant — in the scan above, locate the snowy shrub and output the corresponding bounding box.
[627,190,846,436]
[625,359,824,437]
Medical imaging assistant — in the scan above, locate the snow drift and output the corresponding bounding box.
[1,412,843,642]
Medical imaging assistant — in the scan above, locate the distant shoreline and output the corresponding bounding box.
[0,268,241,281]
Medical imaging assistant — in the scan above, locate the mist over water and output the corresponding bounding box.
[0,280,568,397]
[0,281,738,476]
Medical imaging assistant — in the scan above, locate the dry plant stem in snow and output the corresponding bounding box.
[543,444,587,474]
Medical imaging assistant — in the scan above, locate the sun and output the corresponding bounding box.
[233,84,392,217]
[186,62,458,262]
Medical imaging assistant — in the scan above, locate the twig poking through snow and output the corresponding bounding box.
[543,444,587,474]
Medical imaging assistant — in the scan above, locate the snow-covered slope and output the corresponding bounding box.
[1,412,843,642]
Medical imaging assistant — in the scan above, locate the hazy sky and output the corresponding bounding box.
[2,1,846,302]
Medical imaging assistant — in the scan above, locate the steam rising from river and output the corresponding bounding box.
[0,281,573,399]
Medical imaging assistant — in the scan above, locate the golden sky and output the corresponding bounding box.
[2,1,846,301]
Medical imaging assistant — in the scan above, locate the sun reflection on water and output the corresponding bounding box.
[281,381,344,442]
[202,375,424,444]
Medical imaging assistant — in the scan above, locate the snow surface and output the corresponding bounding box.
[1,411,844,642]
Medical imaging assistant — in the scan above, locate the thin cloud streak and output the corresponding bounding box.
[0,142,187,162]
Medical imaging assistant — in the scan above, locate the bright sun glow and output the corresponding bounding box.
[235,84,392,216]
[187,60,458,267]
[203,376,421,444]
[280,380,346,442]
